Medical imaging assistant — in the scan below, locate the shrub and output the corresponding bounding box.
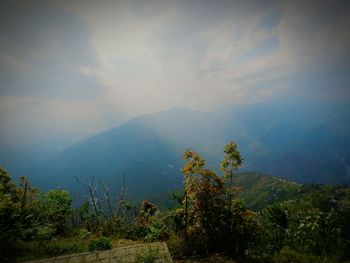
[272,246,321,263]
[44,241,85,256]
[100,216,128,237]
[36,225,55,241]
[42,190,72,235]
[88,237,112,251]
[135,247,159,263]
[143,217,168,242]
[78,229,93,240]
[166,234,186,258]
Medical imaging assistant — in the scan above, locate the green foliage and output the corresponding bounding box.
[100,215,128,237]
[223,199,260,258]
[230,172,301,210]
[0,168,77,260]
[179,145,259,258]
[187,169,226,253]
[261,203,288,253]
[292,208,341,256]
[76,201,99,231]
[221,141,243,180]
[1,139,350,262]
[135,247,160,263]
[143,216,167,242]
[134,201,169,242]
[0,168,42,259]
[88,236,112,251]
[257,187,348,262]
[36,225,55,241]
[77,228,93,240]
[42,190,72,235]
[274,246,309,263]
[17,237,88,261]
[166,234,186,258]
[0,167,16,194]
[43,242,86,257]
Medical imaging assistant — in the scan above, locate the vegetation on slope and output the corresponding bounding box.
[0,141,350,262]
[230,172,301,210]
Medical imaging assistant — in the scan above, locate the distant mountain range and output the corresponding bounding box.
[1,99,349,200]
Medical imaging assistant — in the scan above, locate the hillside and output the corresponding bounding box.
[231,172,301,210]
[232,172,350,242]
[2,100,349,199]
[30,122,183,201]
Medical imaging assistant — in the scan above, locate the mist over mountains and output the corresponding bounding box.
[1,99,349,200]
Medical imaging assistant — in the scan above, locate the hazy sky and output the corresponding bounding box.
[0,0,349,146]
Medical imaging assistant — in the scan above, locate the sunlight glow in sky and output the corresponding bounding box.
[0,0,349,146]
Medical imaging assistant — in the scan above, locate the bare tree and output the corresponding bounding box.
[75,174,128,218]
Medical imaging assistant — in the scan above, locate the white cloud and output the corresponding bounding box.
[0,95,126,146]
[56,0,290,115]
[1,0,349,145]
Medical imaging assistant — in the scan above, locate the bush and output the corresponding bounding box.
[143,217,168,242]
[135,247,159,263]
[273,246,303,263]
[88,237,112,251]
[78,229,93,240]
[36,225,55,241]
[166,234,186,258]
[44,241,85,256]
[100,216,128,237]
[42,190,72,235]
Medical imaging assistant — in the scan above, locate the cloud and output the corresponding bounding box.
[56,0,287,113]
[0,95,126,147]
[273,0,350,99]
[0,0,103,100]
[54,0,350,110]
[0,0,349,145]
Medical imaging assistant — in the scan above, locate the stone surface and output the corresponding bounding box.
[23,242,173,263]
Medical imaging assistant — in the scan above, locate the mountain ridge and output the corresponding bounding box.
[1,100,349,199]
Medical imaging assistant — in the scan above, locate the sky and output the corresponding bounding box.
[0,0,349,148]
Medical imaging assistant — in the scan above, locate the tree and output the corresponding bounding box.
[261,203,288,254]
[179,145,258,257]
[293,208,341,257]
[181,150,205,241]
[190,169,226,252]
[221,141,243,204]
[42,189,72,235]
[0,168,41,259]
[0,168,17,243]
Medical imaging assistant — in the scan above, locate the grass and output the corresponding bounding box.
[16,235,146,262]
[173,255,236,262]
[16,237,88,262]
[135,247,160,263]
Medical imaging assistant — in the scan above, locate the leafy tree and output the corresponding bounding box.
[181,150,205,241]
[135,200,168,241]
[0,167,16,195]
[0,168,41,259]
[0,168,18,255]
[189,169,226,253]
[261,203,289,255]
[221,141,243,204]
[226,199,260,258]
[179,145,259,258]
[293,208,341,257]
[42,190,72,235]
[77,201,97,231]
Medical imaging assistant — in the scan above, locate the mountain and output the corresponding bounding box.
[230,172,301,210]
[30,121,183,201]
[224,172,350,243]
[2,99,350,199]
